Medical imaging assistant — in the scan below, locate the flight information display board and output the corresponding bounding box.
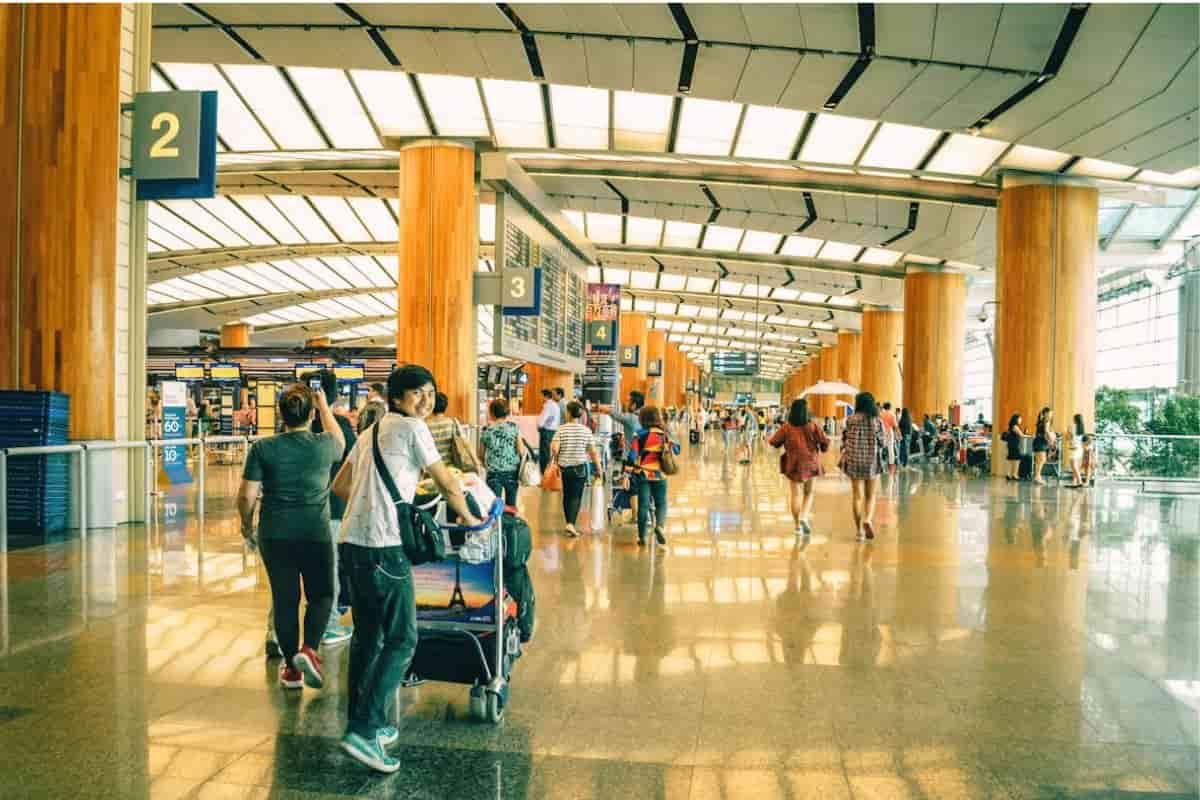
[710,352,760,376]
[209,363,241,382]
[496,196,587,373]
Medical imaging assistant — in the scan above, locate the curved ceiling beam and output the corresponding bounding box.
[252,314,394,337]
[621,287,854,319]
[149,287,393,320]
[599,244,905,280]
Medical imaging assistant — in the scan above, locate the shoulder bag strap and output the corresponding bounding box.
[371,422,404,508]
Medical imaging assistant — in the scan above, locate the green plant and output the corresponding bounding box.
[1095,386,1143,435]
[1131,394,1200,478]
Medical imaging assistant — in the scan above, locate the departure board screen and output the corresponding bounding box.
[710,352,760,376]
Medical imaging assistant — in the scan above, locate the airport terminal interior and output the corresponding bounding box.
[0,2,1198,798]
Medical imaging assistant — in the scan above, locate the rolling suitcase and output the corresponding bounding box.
[1018,454,1034,480]
[689,429,700,444]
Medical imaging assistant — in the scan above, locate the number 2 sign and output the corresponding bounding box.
[132,90,218,201]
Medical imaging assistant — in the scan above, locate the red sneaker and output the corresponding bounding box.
[279,665,303,689]
[293,645,324,689]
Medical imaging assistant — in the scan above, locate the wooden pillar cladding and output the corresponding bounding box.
[395,141,477,425]
[305,336,332,348]
[662,344,677,409]
[619,311,648,400]
[522,364,573,416]
[837,330,862,411]
[0,4,122,439]
[670,346,687,408]
[903,271,967,422]
[817,344,840,418]
[221,323,251,348]
[805,352,822,416]
[861,307,904,410]
[994,178,1098,473]
[646,329,666,405]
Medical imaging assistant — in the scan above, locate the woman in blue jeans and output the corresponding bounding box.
[478,397,527,506]
[630,406,678,547]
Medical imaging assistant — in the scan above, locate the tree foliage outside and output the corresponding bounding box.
[1132,394,1200,478]
[1095,386,1143,435]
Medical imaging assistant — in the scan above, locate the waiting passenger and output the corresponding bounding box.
[1003,413,1025,480]
[769,398,829,537]
[841,392,886,541]
[424,392,459,464]
[331,365,481,773]
[478,397,527,506]
[237,381,345,690]
[1067,413,1087,488]
[551,400,603,537]
[898,408,914,467]
[1032,407,1055,486]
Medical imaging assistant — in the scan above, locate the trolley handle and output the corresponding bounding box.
[440,498,505,532]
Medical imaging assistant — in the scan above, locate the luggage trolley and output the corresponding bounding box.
[406,497,521,723]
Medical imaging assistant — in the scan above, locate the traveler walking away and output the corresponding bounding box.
[331,365,482,774]
[841,392,886,541]
[1003,413,1025,481]
[769,398,830,537]
[479,398,528,506]
[879,402,898,469]
[551,401,603,537]
[898,408,914,468]
[631,406,678,546]
[721,409,737,452]
[238,380,345,691]
[1032,407,1055,486]
[1067,413,1086,488]
[1080,434,1096,487]
[740,406,759,462]
[536,389,561,471]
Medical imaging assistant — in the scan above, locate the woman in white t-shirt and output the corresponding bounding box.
[551,400,603,537]
[330,366,480,774]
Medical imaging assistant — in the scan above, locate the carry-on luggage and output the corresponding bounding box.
[1018,454,1034,480]
[689,429,700,444]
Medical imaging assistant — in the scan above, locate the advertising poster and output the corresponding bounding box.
[160,381,192,484]
[583,283,621,404]
[413,557,497,625]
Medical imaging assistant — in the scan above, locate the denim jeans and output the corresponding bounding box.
[344,544,417,739]
[486,470,519,507]
[637,477,668,539]
[898,436,909,466]
[538,428,554,472]
[561,463,589,525]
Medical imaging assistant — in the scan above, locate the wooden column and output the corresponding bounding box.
[221,323,251,348]
[805,352,822,417]
[994,176,1098,473]
[0,4,122,440]
[523,364,573,415]
[305,336,331,348]
[837,330,862,411]
[395,140,477,424]
[903,271,967,422]
[619,311,648,399]
[861,307,904,409]
[818,344,840,418]
[646,329,666,405]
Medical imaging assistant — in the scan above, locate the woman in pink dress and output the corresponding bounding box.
[769,398,829,537]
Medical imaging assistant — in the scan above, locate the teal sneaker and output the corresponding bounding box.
[322,623,353,647]
[378,726,399,747]
[341,731,400,773]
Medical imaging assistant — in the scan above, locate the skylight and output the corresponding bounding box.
[701,225,743,251]
[781,236,824,258]
[858,248,902,266]
[675,97,742,156]
[481,79,547,148]
[663,221,703,249]
[613,90,673,152]
[926,134,1008,176]
[585,212,622,244]
[629,270,658,289]
[817,241,861,262]
[310,196,369,242]
[859,123,940,170]
[197,196,275,246]
[287,67,380,149]
[999,145,1071,173]
[739,230,782,254]
[479,204,496,243]
[235,196,306,244]
[734,106,807,160]
[550,85,609,150]
[417,74,489,136]
[1069,158,1139,181]
[626,216,664,246]
[799,114,876,165]
[158,63,275,150]
[221,64,325,149]
[347,198,398,242]
[269,196,337,243]
[349,70,430,137]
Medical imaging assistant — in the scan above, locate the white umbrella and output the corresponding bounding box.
[801,381,860,396]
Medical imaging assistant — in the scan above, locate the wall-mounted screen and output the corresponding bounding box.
[174,363,205,381]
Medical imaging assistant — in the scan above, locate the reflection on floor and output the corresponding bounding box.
[1,432,1197,799]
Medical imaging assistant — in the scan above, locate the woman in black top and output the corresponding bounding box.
[1032,407,1054,485]
[1004,413,1024,480]
[898,408,913,467]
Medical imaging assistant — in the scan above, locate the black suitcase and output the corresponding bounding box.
[689,429,700,444]
[1018,454,1034,480]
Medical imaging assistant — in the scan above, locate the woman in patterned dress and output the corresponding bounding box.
[841,392,886,541]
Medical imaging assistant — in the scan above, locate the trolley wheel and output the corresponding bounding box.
[468,685,486,719]
[486,691,504,723]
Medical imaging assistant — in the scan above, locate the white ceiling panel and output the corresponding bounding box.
[352,4,513,28]
[714,210,750,229]
[239,30,392,70]
[431,32,496,78]
[378,31,454,75]
[881,64,978,127]
[767,189,813,217]
[733,50,802,107]
[686,3,753,43]
[586,38,635,91]
[153,5,205,25]
[797,4,860,52]
[875,4,935,60]
[536,35,590,86]
[779,54,858,112]
[924,70,1027,131]
[475,32,533,82]
[1097,110,1199,169]
[509,3,615,34]
[633,41,683,96]
[195,4,354,24]
[152,29,259,65]
[690,45,751,101]
[810,192,847,222]
[877,199,911,230]
[1142,141,1200,175]
[612,4,680,38]
[906,202,953,249]
[988,5,1068,72]
[932,5,1002,66]
[838,60,926,121]
[843,195,878,227]
[739,4,807,48]
[743,212,788,233]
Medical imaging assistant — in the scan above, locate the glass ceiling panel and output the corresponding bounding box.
[158,63,275,150]
[585,212,622,244]
[629,270,657,289]
[481,79,547,148]
[562,209,585,235]
[349,69,429,137]
[287,67,380,149]
[147,224,192,252]
[236,197,306,244]
[221,64,325,150]
[233,263,307,293]
[781,236,823,258]
[663,221,702,249]
[702,225,743,251]
[859,123,939,170]
[603,268,629,285]
[347,255,395,287]
[817,241,861,262]
[739,230,782,254]
[626,216,664,246]
[858,247,902,266]
[198,196,275,246]
[550,84,608,150]
[734,106,807,160]
[659,273,687,291]
[686,276,715,293]
[675,97,742,156]
[1069,158,1139,181]
[771,287,800,301]
[613,90,672,152]
[1122,206,1182,238]
[347,197,398,242]
[148,203,220,249]
[926,134,1008,176]
[1097,208,1126,238]
[310,196,370,242]
[417,74,489,136]
[322,256,373,288]
[800,113,876,165]
[1138,168,1200,188]
[479,203,497,243]
[999,144,1071,173]
[270,196,338,243]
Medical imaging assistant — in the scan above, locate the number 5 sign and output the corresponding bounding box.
[132,90,218,201]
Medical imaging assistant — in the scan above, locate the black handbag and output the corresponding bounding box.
[372,422,445,566]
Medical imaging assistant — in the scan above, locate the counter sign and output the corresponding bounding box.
[132,90,218,200]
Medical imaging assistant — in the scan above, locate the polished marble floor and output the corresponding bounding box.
[1,432,1197,799]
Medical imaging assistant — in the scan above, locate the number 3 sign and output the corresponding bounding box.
[501,268,542,316]
[132,90,218,201]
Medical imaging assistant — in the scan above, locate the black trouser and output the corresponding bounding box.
[637,477,668,539]
[259,538,335,663]
[538,428,554,472]
[344,544,417,739]
[898,436,909,466]
[560,463,589,525]
[487,470,519,507]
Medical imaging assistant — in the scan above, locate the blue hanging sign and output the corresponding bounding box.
[160,381,192,485]
[134,90,218,201]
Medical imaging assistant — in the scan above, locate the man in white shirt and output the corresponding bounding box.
[536,389,561,471]
[331,365,480,774]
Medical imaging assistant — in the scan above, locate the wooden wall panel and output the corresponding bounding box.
[221,322,251,348]
[994,181,1098,473]
[522,364,573,416]
[646,329,666,405]
[395,142,477,425]
[861,308,903,409]
[619,311,648,400]
[0,5,122,439]
[903,272,967,422]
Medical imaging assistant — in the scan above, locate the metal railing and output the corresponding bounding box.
[1092,433,1200,488]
